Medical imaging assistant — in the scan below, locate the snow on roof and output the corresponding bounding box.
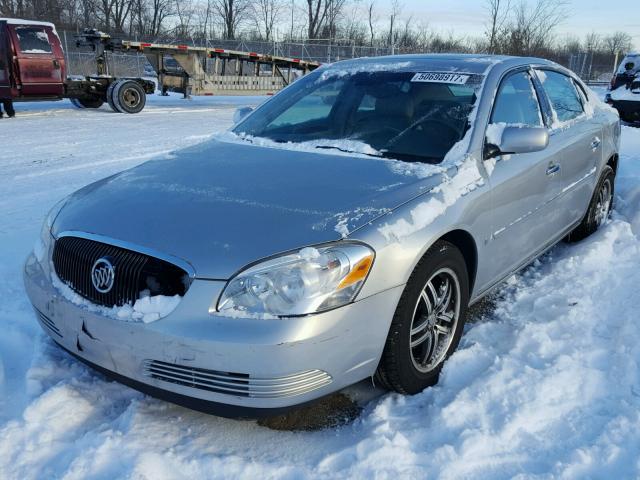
[0,18,56,30]
[324,54,508,75]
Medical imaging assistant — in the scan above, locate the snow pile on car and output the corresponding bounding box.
[51,272,182,324]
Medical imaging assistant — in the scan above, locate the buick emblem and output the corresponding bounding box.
[91,257,115,294]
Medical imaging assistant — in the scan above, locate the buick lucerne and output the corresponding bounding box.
[24,55,620,417]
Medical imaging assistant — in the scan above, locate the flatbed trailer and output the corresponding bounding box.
[0,18,320,113]
[119,40,320,97]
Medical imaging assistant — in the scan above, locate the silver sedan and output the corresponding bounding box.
[24,54,620,417]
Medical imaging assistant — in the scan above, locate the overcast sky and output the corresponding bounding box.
[379,0,639,48]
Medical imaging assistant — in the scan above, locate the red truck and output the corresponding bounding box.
[0,18,154,113]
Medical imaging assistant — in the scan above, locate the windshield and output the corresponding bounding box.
[233,69,483,163]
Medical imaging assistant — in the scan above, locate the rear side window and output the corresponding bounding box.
[536,70,584,123]
[491,71,542,126]
[15,27,52,54]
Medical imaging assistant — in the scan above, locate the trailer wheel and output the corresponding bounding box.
[106,81,121,113]
[113,80,146,114]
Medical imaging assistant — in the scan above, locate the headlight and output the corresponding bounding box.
[217,243,375,317]
[33,197,67,265]
[33,220,52,264]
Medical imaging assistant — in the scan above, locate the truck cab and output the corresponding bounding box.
[0,18,66,101]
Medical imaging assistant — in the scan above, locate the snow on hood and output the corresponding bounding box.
[51,140,442,279]
[610,84,640,102]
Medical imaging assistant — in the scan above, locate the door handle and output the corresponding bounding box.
[546,163,561,176]
[591,137,601,149]
[52,59,60,69]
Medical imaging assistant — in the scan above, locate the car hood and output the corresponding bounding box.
[52,139,442,279]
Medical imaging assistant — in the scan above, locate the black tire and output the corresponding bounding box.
[566,166,615,242]
[375,241,470,394]
[77,98,104,109]
[112,80,146,114]
[106,81,120,113]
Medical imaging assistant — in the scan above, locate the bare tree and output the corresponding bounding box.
[501,0,568,56]
[584,32,601,53]
[485,0,510,53]
[367,0,377,46]
[212,0,249,39]
[305,0,329,39]
[388,0,401,52]
[604,31,633,56]
[249,0,284,41]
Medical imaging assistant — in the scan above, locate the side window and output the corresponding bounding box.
[269,79,345,128]
[15,27,52,54]
[491,71,543,126]
[536,70,584,123]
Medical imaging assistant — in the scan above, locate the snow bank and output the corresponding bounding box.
[2,97,640,480]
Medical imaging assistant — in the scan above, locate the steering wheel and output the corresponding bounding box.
[412,117,463,140]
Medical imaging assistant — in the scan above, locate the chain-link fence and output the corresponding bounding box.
[60,29,620,85]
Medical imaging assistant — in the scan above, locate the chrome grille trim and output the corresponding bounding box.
[143,360,332,398]
[52,236,190,308]
[35,308,62,338]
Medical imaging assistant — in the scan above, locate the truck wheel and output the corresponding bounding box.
[78,98,104,109]
[113,80,146,114]
[106,81,120,113]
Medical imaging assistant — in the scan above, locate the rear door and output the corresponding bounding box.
[8,23,64,96]
[533,68,601,229]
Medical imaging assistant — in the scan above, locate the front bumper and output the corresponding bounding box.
[24,252,403,418]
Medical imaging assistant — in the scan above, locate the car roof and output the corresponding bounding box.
[324,54,557,76]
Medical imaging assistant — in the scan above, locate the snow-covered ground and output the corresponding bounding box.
[1,94,640,479]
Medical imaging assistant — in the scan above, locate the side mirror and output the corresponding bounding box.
[233,106,254,124]
[484,125,549,160]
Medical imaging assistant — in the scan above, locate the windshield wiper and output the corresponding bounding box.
[314,145,382,158]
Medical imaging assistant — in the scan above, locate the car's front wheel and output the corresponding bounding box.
[376,241,469,394]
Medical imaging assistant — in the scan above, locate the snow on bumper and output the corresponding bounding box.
[23,252,402,415]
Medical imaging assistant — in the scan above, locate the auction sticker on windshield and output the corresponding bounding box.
[411,72,470,84]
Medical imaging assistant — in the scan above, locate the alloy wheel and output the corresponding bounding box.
[409,267,461,373]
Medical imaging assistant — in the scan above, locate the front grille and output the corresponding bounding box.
[35,308,62,337]
[52,236,190,308]
[143,360,332,398]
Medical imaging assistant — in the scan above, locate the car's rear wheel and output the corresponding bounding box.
[375,241,469,394]
[566,166,615,242]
